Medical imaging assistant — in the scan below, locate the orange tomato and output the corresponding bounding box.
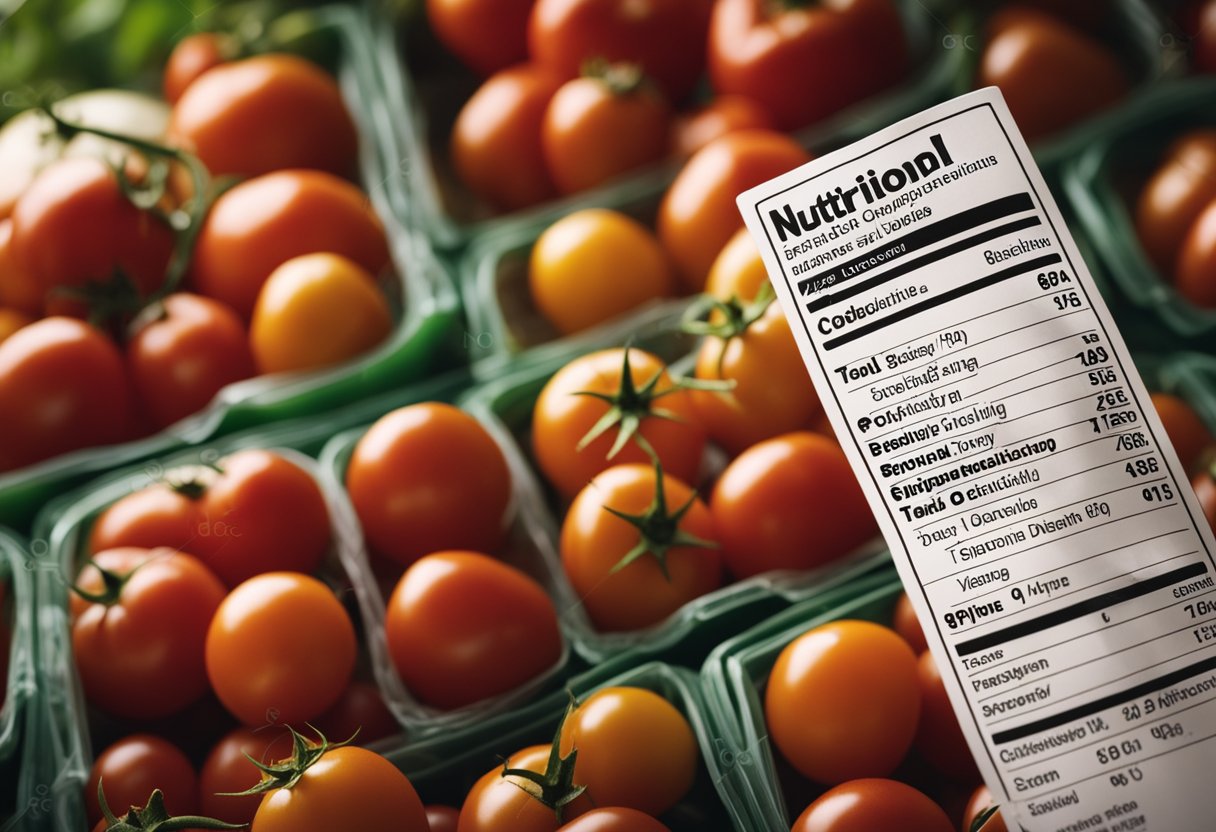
[1152,391,1214,473]
[672,95,773,158]
[163,32,233,104]
[1135,130,1216,275]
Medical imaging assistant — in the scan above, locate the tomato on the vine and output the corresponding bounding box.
[346,402,512,566]
[1135,130,1216,275]
[205,572,356,726]
[790,779,953,832]
[86,734,199,825]
[164,33,234,104]
[385,551,562,710]
[561,463,721,631]
[766,620,921,784]
[709,0,906,131]
[427,0,534,76]
[169,54,358,179]
[532,348,706,498]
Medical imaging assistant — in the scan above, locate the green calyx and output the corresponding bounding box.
[573,346,730,461]
[70,556,152,607]
[682,282,776,377]
[500,697,587,822]
[580,58,649,96]
[52,268,147,336]
[225,725,353,797]
[969,805,1001,832]
[602,457,717,580]
[97,784,244,831]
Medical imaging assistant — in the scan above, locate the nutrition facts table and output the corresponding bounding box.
[740,89,1216,832]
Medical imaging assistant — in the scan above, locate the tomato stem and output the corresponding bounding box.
[224,725,353,796]
[601,456,717,580]
[682,282,776,378]
[970,805,1001,832]
[580,58,650,97]
[97,782,244,831]
[499,696,587,822]
[70,556,154,607]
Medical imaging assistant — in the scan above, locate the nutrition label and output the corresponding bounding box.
[738,88,1216,832]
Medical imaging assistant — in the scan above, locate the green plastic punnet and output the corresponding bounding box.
[0,529,39,829]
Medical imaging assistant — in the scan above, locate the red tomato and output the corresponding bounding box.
[249,744,428,832]
[893,592,928,654]
[205,572,356,726]
[346,402,512,567]
[86,734,198,825]
[962,785,1007,832]
[190,169,390,319]
[0,218,42,316]
[766,621,921,784]
[1177,198,1216,308]
[561,463,722,631]
[559,687,697,816]
[914,651,979,783]
[791,779,953,832]
[451,65,564,211]
[199,726,296,825]
[458,745,593,832]
[88,480,207,554]
[528,0,712,103]
[711,432,875,578]
[658,130,811,290]
[169,54,357,179]
[126,292,255,429]
[10,157,173,305]
[671,95,773,158]
[386,551,562,709]
[532,348,706,498]
[542,67,670,195]
[187,449,331,587]
[428,0,534,76]
[164,32,233,104]
[314,681,400,746]
[709,0,906,131]
[977,10,1128,142]
[72,547,225,719]
[1152,391,1214,473]
[1135,130,1216,274]
[0,317,136,471]
[1195,464,1216,537]
[427,805,461,832]
[557,809,670,832]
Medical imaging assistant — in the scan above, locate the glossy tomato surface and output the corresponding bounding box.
[790,779,953,832]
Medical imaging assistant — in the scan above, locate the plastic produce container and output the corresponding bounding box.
[0,529,39,830]
[0,4,463,533]
[29,369,477,832]
[1064,77,1216,344]
[374,0,968,250]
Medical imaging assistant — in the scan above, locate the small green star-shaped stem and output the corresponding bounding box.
[223,725,355,798]
[682,282,776,378]
[96,784,244,831]
[500,696,588,823]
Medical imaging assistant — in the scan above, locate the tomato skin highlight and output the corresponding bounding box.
[346,402,513,567]
[0,317,135,471]
[126,292,255,429]
[386,551,562,710]
[169,54,358,179]
[766,620,921,784]
[86,734,199,825]
[1176,198,1216,308]
[557,808,670,832]
[1151,391,1214,474]
[1135,130,1216,275]
[72,547,226,720]
[88,482,205,554]
[426,805,461,832]
[427,0,534,76]
[790,778,953,832]
[206,572,356,726]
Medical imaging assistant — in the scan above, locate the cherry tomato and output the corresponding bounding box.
[451,65,563,211]
[709,0,906,131]
[692,300,820,456]
[791,779,953,832]
[191,169,390,319]
[711,432,875,578]
[88,478,209,554]
[386,551,562,709]
[672,95,773,158]
[346,402,512,566]
[528,0,712,103]
[250,744,427,832]
[86,734,198,825]
[164,32,233,104]
[10,157,173,305]
[187,449,331,587]
[542,67,670,195]
[427,805,461,832]
[0,308,31,343]
[529,209,673,335]
[961,785,1007,832]
[658,130,811,290]
[206,572,356,726]
[557,809,669,832]
[0,218,42,316]
[1151,391,1214,473]
[977,9,1128,142]
[914,651,979,782]
[1135,130,1216,275]
[199,726,296,825]
[126,292,255,429]
[428,0,534,76]
[1194,0,1216,73]
[314,681,400,746]
[533,348,706,498]
[1177,197,1216,308]
[766,620,921,784]
[0,317,136,471]
[1194,462,1216,537]
[894,592,928,653]
[458,745,594,832]
[705,227,769,302]
[561,463,721,631]
[250,252,391,374]
[170,54,357,179]
[560,687,697,816]
[72,547,225,719]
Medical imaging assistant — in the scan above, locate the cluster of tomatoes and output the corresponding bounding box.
[429,0,907,213]
[0,38,393,473]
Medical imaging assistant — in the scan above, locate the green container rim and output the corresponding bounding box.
[0,4,462,532]
[1062,76,1216,340]
[0,528,34,768]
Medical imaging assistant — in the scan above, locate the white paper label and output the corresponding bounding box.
[738,88,1216,832]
